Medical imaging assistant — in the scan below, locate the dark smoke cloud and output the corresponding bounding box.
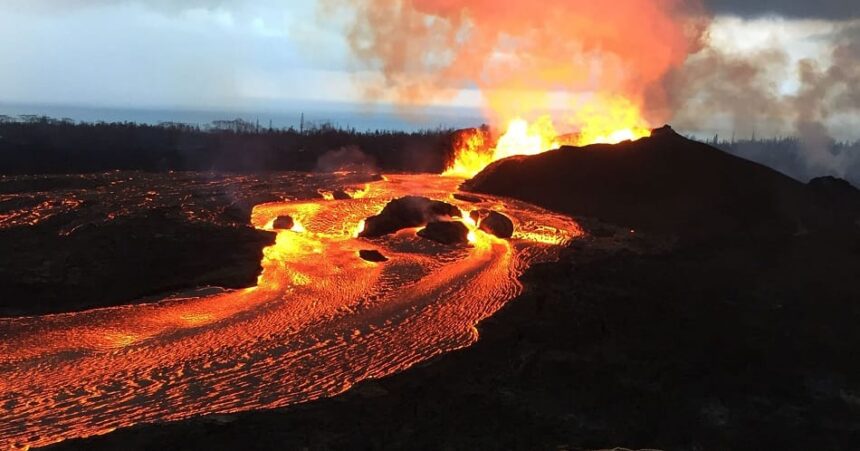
[705,0,860,20]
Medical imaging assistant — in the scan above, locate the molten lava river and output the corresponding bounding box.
[0,173,581,449]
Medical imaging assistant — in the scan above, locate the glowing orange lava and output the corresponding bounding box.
[0,174,582,449]
[444,96,652,178]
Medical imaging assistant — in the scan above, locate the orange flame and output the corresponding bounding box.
[444,95,652,178]
[567,95,653,146]
[443,128,492,179]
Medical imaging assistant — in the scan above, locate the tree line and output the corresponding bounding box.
[704,135,860,186]
[0,115,456,174]
[1,115,856,186]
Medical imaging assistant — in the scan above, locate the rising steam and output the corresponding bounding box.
[668,20,860,177]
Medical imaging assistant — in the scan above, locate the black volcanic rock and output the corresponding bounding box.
[358,249,388,262]
[453,193,483,203]
[465,128,817,240]
[650,123,677,138]
[805,176,860,229]
[271,215,294,230]
[0,172,316,316]
[807,176,860,210]
[224,194,283,224]
[0,217,275,316]
[416,221,470,245]
[359,196,461,238]
[469,209,514,239]
[332,190,352,200]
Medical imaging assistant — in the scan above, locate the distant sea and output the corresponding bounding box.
[0,101,487,132]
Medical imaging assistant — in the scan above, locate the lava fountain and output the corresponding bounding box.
[324,0,704,178]
[444,95,653,178]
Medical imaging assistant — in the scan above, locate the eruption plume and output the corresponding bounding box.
[320,0,707,124]
[321,0,708,176]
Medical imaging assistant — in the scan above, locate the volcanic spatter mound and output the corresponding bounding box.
[358,196,461,238]
[464,125,855,240]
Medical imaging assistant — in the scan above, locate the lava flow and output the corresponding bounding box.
[0,173,581,449]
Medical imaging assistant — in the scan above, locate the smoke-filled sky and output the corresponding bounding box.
[0,0,857,140]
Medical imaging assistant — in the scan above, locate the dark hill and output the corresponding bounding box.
[465,126,855,240]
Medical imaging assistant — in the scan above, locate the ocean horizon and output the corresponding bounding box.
[0,101,488,132]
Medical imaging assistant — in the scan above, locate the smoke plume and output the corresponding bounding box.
[319,0,708,123]
[324,1,858,180]
[667,20,860,178]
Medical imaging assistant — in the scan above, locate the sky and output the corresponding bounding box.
[0,0,857,138]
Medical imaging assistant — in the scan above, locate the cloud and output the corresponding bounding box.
[704,0,860,20]
[21,0,858,20]
[0,1,352,109]
[2,0,240,14]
